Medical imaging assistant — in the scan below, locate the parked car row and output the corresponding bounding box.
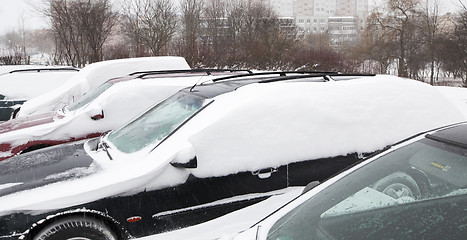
[0,68,251,161]
[0,58,465,240]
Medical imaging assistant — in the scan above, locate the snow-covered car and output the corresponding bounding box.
[232,122,467,240]
[0,69,250,161]
[16,56,191,117]
[0,73,464,240]
[0,67,79,121]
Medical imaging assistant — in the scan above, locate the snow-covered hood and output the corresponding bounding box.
[0,140,98,198]
[0,112,61,134]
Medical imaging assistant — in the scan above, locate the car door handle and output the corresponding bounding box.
[252,167,278,179]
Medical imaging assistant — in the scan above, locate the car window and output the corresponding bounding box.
[267,139,467,240]
[66,82,114,112]
[107,91,208,154]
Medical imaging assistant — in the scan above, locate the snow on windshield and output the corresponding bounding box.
[17,57,190,117]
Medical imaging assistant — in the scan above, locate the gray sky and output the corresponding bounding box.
[0,0,465,35]
[0,0,48,34]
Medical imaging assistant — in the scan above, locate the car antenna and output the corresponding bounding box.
[190,74,210,92]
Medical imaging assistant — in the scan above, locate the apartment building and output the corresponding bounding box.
[270,0,368,45]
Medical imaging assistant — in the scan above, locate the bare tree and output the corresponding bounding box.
[357,12,398,74]
[420,0,441,84]
[219,0,297,69]
[201,0,228,67]
[179,0,204,67]
[45,0,117,67]
[122,0,177,56]
[453,8,467,86]
[370,0,421,77]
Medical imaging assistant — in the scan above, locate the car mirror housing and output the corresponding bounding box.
[170,156,198,169]
[89,107,105,120]
[302,181,320,194]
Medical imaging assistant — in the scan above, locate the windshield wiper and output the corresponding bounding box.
[98,131,113,160]
[101,140,113,160]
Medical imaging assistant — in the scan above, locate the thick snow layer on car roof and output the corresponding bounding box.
[17,57,190,117]
[435,86,467,119]
[185,75,466,178]
[0,71,78,99]
[0,75,464,216]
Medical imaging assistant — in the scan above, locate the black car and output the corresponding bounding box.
[0,72,462,240]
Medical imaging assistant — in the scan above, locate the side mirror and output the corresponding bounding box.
[171,156,198,169]
[302,181,320,194]
[90,110,105,120]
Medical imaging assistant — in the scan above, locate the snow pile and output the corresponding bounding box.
[17,57,190,117]
[0,71,77,99]
[185,75,466,178]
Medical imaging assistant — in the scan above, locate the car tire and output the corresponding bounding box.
[33,216,117,240]
[372,171,421,200]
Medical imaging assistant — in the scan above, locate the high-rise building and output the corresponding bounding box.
[270,0,294,17]
[267,0,367,47]
[269,0,368,36]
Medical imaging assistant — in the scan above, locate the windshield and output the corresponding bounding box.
[66,82,114,112]
[267,138,467,240]
[107,91,207,154]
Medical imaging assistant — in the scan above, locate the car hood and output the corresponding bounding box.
[0,140,98,197]
[0,111,62,134]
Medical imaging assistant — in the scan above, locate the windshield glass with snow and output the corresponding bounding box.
[107,91,206,154]
[66,82,114,112]
[267,138,467,240]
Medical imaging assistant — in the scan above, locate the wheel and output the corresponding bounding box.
[34,216,118,240]
[372,172,421,200]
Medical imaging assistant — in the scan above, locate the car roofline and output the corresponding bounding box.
[181,71,377,98]
[7,67,80,74]
[128,69,253,78]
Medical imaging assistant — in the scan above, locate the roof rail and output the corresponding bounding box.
[129,69,253,78]
[8,67,79,74]
[257,73,376,83]
[210,71,339,82]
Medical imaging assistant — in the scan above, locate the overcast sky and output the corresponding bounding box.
[0,0,48,34]
[0,0,465,35]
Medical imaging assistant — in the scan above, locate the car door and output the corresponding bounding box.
[140,164,288,236]
[287,153,363,186]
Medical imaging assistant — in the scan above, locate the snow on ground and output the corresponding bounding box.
[0,70,78,99]
[17,57,190,117]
